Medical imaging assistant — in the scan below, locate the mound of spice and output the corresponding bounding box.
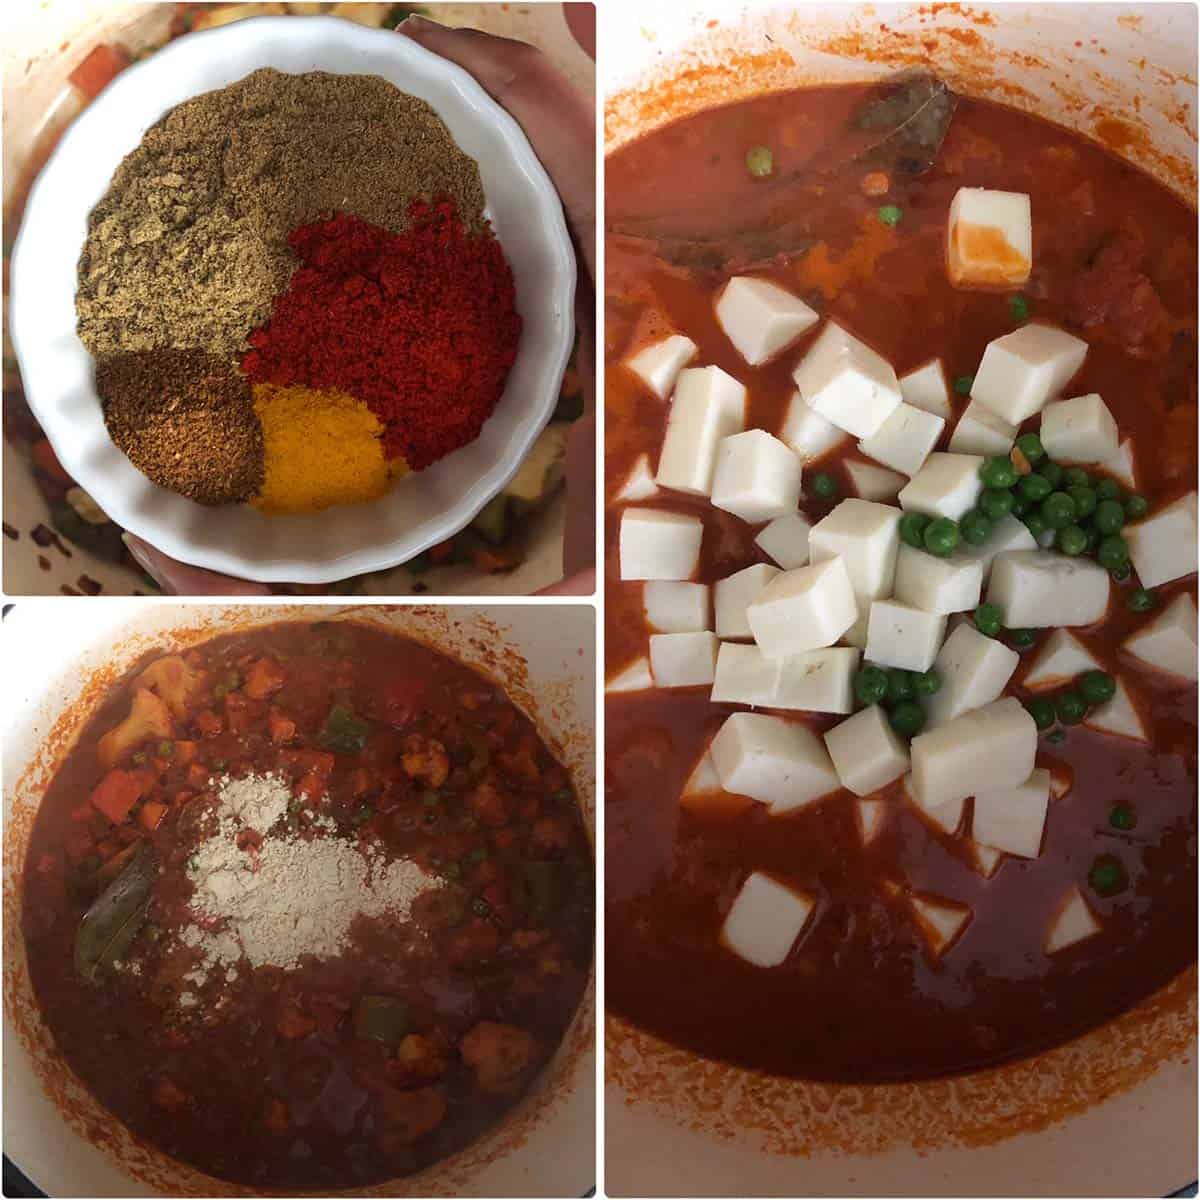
[96,350,264,505]
[242,201,522,470]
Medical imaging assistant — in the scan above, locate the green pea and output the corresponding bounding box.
[1086,525,1101,553]
[1088,854,1128,897]
[886,669,915,704]
[1008,293,1030,323]
[1008,627,1038,649]
[1127,587,1157,612]
[158,740,174,758]
[889,700,926,737]
[878,204,903,226]
[1025,512,1048,539]
[1097,535,1129,571]
[1067,485,1097,519]
[973,602,1003,637]
[1015,432,1045,463]
[979,488,1014,520]
[1046,728,1067,744]
[1124,494,1149,520]
[1109,560,1132,582]
[811,472,838,500]
[953,374,974,396]
[1094,499,1126,535]
[1025,696,1056,730]
[959,509,992,546]
[1018,473,1052,503]
[1055,690,1088,725]
[923,517,960,557]
[1040,491,1076,530]
[1057,524,1088,556]
[899,511,931,549]
[1010,495,1030,518]
[980,456,1018,489]
[745,145,774,178]
[1079,669,1116,706]
[1095,478,1122,502]
[1108,804,1136,831]
[1037,460,1065,488]
[854,665,889,706]
[912,669,941,697]
[1063,467,1091,489]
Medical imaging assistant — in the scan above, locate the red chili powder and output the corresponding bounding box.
[242,202,522,470]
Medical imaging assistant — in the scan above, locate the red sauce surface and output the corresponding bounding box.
[605,85,1197,1081]
[23,621,592,1188]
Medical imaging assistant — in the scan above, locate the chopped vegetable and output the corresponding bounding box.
[973,603,1003,638]
[810,472,838,499]
[1093,499,1126,535]
[889,700,926,736]
[854,665,889,706]
[980,488,1014,519]
[319,705,370,755]
[745,145,774,178]
[90,768,145,825]
[1095,477,1122,501]
[980,457,1017,489]
[1088,854,1128,897]
[923,517,960,557]
[899,511,930,548]
[353,995,411,1045]
[1057,525,1087,556]
[1041,491,1076,530]
[1079,669,1116,706]
[877,204,903,226]
[1127,587,1157,612]
[1008,293,1030,323]
[1018,473,1052,503]
[1055,691,1088,725]
[959,509,991,545]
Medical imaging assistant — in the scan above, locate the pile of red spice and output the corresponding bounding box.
[241,200,522,470]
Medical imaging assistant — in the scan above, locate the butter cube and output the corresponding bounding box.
[1126,492,1198,589]
[866,600,947,673]
[648,631,719,688]
[606,657,654,693]
[973,768,1050,858]
[1083,678,1147,741]
[970,323,1089,425]
[656,366,746,496]
[1040,393,1119,463]
[715,277,818,366]
[714,564,780,641]
[1022,629,1101,691]
[948,398,1017,457]
[774,647,860,714]
[792,322,902,439]
[845,460,905,502]
[987,550,1110,627]
[824,704,909,796]
[643,581,710,633]
[1124,592,1198,681]
[747,557,858,658]
[619,508,703,580]
[898,452,985,520]
[625,333,697,399]
[721,872,815,968]
[947,187,1032,288]
[710,430,802,523]
[951,514,1036,583]
[809,499,902,603]
[858,402,945,476]
[926,623,1019,726]
[709,712,840,813]
[900,359,952,421]
[754,513,812,570]
[779,390,848,462]
[1045,887,1101,954]
[614,453,658,503]
[893,543,983,614]
[711,643,781,706]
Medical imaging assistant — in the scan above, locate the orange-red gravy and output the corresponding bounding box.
[605,86,1197,1081]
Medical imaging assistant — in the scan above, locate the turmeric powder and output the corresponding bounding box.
[250,384,405,514]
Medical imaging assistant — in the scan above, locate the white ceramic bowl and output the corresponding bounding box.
[9,16,576,584]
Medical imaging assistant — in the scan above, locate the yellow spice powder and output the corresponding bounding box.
[251,383,405,514]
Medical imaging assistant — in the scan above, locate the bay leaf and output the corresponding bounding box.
[74,839,157,984]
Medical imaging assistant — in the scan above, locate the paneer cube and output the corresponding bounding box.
[970,323,1089,425]
[903,771,965,836]
[1040,393,1119,463]
[893,543,983,614]
[948,398,1017,457]
[857,799,888,844]
[779,390,848,462]
[1083,678,1147,741]
[809,499,902,604]
[1022,629,1101,691]
[987,550,1110,628]
[746,558,858,658]
[656,366,746,496]
[710,430,803,523]
[624,333,697,399]
[1126,492,1199,589]
[721,872,815,968]
[1100,438,1137,489]
[926,623,1019,726]
[619,508,703,580]
[845,460,905,502]
[968,840,1005,879]
[910,697,1036,809]
[644,581,710,633]
[649,632,719,688]
[973,767,1050,858]
[897,453,985,520]
[1123,592,1198,681]
[605,657,653,693]
[951,514,1037,583]
[792,322,902,439]
[715,276,819,366]
[1045,886,1101,954]
[614,453,659,503]
[865,600,947,672]
[774,647,861,714]
[754,513,812,570]
[680,751,731,812]
[714,564,780,641]
[909,893,972,958]
[824,704,910,796]
[711,643,781,707]
[858,403,945,476]
[946,187,1032,288]
[899,359,952,421]
[709,712,840,813]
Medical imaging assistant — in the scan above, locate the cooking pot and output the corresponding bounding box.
[603,4,1196,1195]
[2,601,595,1197]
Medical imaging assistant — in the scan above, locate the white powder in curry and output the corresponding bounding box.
[182,772,440,979]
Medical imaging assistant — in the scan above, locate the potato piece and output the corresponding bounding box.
[98,688,173,768]
[135,655,203,719]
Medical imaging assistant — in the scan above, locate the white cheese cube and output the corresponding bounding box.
[606,657,653,693]
[711,642,781,706]
[987,550,1110,628]
[1040,393,1119,463]
[900,359,953,421]
[754,513,812,569]
[656,366,746,496]
[910,893,972,958]
[911,697,1036,810]
[624,334,697,399]
[824,705,909,796]
[614,453,659,503]
[643,581,710,633]
[792,322,902,439]
[857,799,888,843]
[1124,592,1198,681]
[866,600,947,673]
[779,390,848,462]
[1023,629,1101,691]
[619,508,703,581]
[968,841,1005,878]
[973,768,1050,858]
[721,872,815,968]
[1083,678,1147,741]
[858,403,945,476]
[681,751,722,804]
[714,564,781,641]
[709,712,840,814]
[903,772,966,836]
[845,460,905,502]
[840,609,871,651]
[947,187,1032,288]
[809,499,902,603]
[774,647,861,714]
[970,323,1089,425]
[710,430,802,523]
[897,452,985,520]
[1100,438,1137,489]
[1045,887,1101,954]
[1126,492,1199,589]
[715,277,819,366]
[893,543,983,615]
[948,398,1017,457]
[649,631,719,688]
[926,623,1019,727]
[951,514,1037,583]
[1049,764,1073,801]
[747,557,858,658]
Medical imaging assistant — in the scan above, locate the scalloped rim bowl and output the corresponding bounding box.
[9,16,576,584]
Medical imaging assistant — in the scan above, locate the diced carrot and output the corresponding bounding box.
[194,709,223,738]
[70,802,93,823]
[90,768,145,825]
[279,749,335,780]
[173,740,197,765]
[172,790,195,808]
[138,801,168,831]
[276,1005,316,1039]
[224,691,254,733]
[295,771,325,805]
[95,838,119,861]
[68,43,131,100]
[267,709,297,744]
[348,767,373,798]
[187,762,211,788]
[244,656,286,700]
